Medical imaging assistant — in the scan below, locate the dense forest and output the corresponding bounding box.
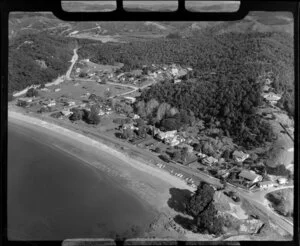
[78,31,294,115]
[77,31,293,148]
[8,33,76,94]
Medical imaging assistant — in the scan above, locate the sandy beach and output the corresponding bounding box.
[8,111,210,240]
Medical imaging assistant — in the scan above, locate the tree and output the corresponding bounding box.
[186,182,215,217]
[104,89,112,99]
[69,108,83,121]
[26,88,38,97]
[122,128,134,140]
[154,147,161,153]
[156,102,172,121]
[195,202,224,236]
[186,182,224,236]
[135,100,146,119]
[86,106,101,125]
[145,98,160,117]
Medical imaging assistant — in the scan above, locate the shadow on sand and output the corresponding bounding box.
[167,188,196,231]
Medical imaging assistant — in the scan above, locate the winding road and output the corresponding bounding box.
[13,47,79,97]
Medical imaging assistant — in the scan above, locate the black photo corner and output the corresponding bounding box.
[0,0,299,246]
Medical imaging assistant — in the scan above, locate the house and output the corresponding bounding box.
[165,136,181,146]
[238,170,262,184]
[54,88,61,92]
[68,101,76,106]
[17,97,32,107]
[133,114,140,120]
[117,73,125,78]
[124,97,136,104]
[259,181,275,189]
[277,177,288,185]
[18,97,32,103]
[197,152,207,158]
[174,79,181,84]
[122,123,138,131]
[61,110,73,117]
[202,156,218,166]
[233,150,249,163]
[40,88,49,92]
[47,100,56,107]
[156,130,177,140]
[262,85,270,92]
[98,110,105,116]
[262,92,281,103]
[171,68,179,76]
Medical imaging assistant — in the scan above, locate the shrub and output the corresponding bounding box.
[26,88,38,97]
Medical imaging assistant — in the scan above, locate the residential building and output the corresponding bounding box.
[68,101,76,106]
[259,181,275,189]
[262,92,281,103]
[277,177,288,185]
[124,97,136,104]
[47,100,56,107]
[156,130,177,140]
[98,110,105,116]
[54,88,61,92]
[238,170,262,184]
[133,114,140,120]
[61,110,73,117]
[202,156,218,166]
[233,150,249,163]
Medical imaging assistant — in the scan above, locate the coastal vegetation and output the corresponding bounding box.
[8,33,75,93]
[185,182,224,235]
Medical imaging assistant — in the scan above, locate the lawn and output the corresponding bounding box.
[39,80,132,102]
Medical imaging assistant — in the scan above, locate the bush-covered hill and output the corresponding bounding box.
[8,33,76,93]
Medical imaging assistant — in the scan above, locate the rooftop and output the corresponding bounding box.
[239,170,261,181]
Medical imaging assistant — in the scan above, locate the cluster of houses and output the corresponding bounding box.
[261,77,282,106]
[75,61,191,88]
[154,129,186,146]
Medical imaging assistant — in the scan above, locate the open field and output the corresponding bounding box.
[39,80,132,101]
[76,59,123,74]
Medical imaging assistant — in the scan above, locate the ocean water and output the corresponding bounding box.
[7,122,152,240]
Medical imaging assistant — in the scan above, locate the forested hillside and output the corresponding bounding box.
[8,33,75,93]
[78,31,293,115]
[77,31,293,148]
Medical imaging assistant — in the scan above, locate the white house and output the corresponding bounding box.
[98,110,105,116]
[239,170,262,184]
[171,67,179,76]
[54,88,61,92]
[68,101,76,106]
[233,150,249,163]
[277,177,288,185]
[47,100,56,107]
[262,92,281,103]
[61,110,73,117]
[259,181,275,189]
[156,130,177,140]
[124,97,136,104]
[133,114,140,120]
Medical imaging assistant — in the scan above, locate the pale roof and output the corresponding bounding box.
[233,150,248,158]
[239,170,260,181]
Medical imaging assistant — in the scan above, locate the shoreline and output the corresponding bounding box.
[8,110,208,240]
[8,111,195,193]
